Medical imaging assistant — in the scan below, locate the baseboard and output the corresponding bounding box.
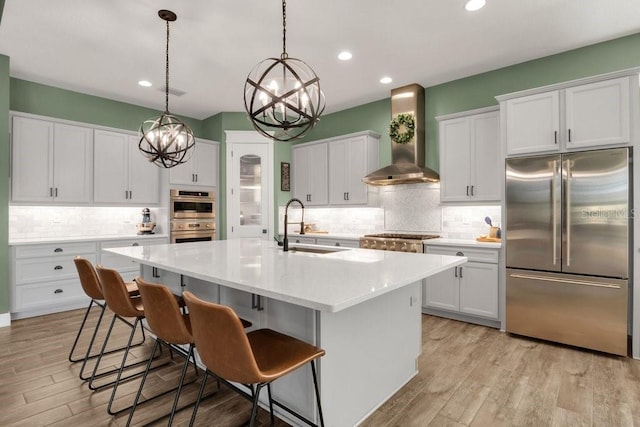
[0,312,11,328]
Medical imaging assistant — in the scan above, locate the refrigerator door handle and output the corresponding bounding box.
[509,273,621,289]
[552,160,558,266]
[565,159,572,267]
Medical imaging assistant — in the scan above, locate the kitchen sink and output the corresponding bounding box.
[289,246,340,254]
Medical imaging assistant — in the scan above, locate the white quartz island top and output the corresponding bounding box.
[105,238,466,313]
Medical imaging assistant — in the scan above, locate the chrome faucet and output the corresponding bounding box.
[283,198,305,252]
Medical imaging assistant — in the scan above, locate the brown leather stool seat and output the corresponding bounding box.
[184,291,326,427]
[70,257,144,381]
[126,278,199,426]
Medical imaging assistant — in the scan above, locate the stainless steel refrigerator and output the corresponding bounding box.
[505,147,631,356]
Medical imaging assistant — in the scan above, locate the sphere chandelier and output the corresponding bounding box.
[244,0,325,142]
[139,10,195,168]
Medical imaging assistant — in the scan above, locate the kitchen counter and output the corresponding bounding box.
[9,233,169,246]
[105,238,465,313]
[105,238,466,426]
[424,237,502,249]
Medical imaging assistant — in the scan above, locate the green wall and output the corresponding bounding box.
[0,55,9,314]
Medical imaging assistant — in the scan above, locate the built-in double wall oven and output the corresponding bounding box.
[170,189,216,243]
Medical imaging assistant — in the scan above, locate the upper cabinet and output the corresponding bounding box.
[169,139,219,188]
[11,116,93,203]
[293,141,328,206]
[292,131,379,206]
[500,74,636,156]
[438,108,500,202]
[328,133,379,205]
[94,130,160,204]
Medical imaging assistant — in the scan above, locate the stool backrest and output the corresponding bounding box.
[183,291,262,384]
[96,265,143,318]
[74,257,104,300]
[136,278,192,345]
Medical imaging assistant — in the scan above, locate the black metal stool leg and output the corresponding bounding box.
[249,383,266,427]
[267,383,275,426]
[125,338,160,426]
[311,361,325,427]
[107,317,142,415]
[88,313,117,390]
[168,344,194,426]
[69,299,102,362]
[189,370,209,427]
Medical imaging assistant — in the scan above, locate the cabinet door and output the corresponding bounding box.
[53,124,93,203]
[505,91,560,155]
[344,137,370,204]
[93,130,128,203]
[128,136,160,204]
[470,111,500,201]
[219,287,265,331]
[11,116,54,202]
[307,143,328,205]
[440,117,471,202]
[168,160,194,185]
[328,139,348,205]
[292,145,308,202]
[565,77,630,149]
[193,142,218,187]
[459,262,498,319]
[423,268,459,311]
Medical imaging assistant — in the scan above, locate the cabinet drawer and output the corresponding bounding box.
[291,236,316,244]
[425,246,498,263]
[14,279,89,312]
[15,242,96,259]
[315,237,359,248]
[15,254,97,285]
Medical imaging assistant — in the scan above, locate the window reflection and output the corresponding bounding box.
[240,154,262,226]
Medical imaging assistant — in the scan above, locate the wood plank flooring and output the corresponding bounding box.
[2,308,640,426]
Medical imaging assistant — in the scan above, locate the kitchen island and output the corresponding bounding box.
[104,238,466,426]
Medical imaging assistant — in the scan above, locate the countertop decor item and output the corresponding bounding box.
[389,113,415,144]
[138,10,195,169]
[243,0,325,142]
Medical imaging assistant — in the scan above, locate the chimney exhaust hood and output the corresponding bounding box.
[363,84,439,186]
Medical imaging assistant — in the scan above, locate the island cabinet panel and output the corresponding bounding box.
[94,130,160,204]
[11,116,93,203]
[169,139,219,187]
[423,245,500,325]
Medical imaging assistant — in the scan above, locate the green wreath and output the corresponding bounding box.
[389,113,415,144]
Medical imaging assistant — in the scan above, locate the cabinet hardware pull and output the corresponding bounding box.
[454,266,458,278]
[470,186,474,196]
[554,130,558,144]
[466,186,469,196]
[195,174,198,182]
[252,293,264,311]
[54,265,63,270]
[54,248,63,253]
[456,251,465,256]
[335,242,340,246]
[50,187,53,197]
[346,192,349,200]
[459,267,463,278]
[125,190,128,199]
[568,128,572,142]
[55,188,58,197]
[132,242,139,246]
[54,289,63,294]
[129,190,132,199]
[152,267,160,278]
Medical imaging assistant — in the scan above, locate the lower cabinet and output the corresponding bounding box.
[11,241,97,319]
[315,237,360,248]
[423,245,500,324]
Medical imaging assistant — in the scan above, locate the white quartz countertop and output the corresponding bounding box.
[104,238,466,313]
[9,234,169,246]
[424,238,502,249]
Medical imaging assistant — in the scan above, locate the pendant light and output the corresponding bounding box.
[244,0,325,142]
[139,10,195,168]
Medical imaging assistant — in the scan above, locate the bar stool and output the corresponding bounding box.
[126,278,199,426]
[183,291,326,427]
[94,265,171,415]
[70,257,145,381]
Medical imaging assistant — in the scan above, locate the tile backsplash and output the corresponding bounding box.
[278,183,501,239]
[9,206,168,240]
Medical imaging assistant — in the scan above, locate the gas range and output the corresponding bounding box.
[359,233,440,253]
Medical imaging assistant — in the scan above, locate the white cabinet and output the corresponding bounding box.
[11,241,97,318]
[293,142,328,205]
[315,237,359,248]
[328,133,379,205]
[99,237,167,282]
[423,245,499,322]
[169,139,219,187]
[11,116,93,203]
[438,109,500,202]
[502,75,633,155]
[93,130,160,204]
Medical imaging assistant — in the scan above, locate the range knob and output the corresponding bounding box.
[361,241,369,249]
[388,242,396,251]
[400,242,408,252]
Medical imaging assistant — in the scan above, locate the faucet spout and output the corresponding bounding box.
[283,198,305,252]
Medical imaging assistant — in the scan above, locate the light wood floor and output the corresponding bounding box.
[2,309,640,426]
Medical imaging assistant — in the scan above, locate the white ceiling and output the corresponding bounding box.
[1,0,639,120]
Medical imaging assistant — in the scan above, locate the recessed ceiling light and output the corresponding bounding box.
[380,77,393,84]
[138,80,152,87]
[338,51,353,61]
[465,0,486,11]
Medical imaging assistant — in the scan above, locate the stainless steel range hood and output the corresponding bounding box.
[363,84,439,186]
